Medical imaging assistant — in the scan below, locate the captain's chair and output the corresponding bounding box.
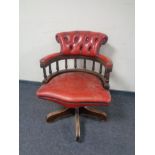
[36,31,113,141]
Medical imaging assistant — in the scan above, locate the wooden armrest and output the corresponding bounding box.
[96,54,113,89]
[40,52,62,67]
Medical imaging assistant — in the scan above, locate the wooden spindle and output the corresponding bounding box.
[83,59,86,69]
[49,64,52,74]
[99,63,102,74]
[43,67,47,79]
[104,69,110,89]
[92,60,95,71]
[56,60,59,72]
[104,71,110,81]
[65,59,68,69]
[74,58,77,69]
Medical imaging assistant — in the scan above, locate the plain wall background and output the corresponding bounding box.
[19,0,135,91]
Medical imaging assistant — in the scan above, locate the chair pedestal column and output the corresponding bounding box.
[46,107,107,141]
[75,108,80,141]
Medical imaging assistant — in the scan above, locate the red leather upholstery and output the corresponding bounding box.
[37,72,111,108]
[37,31,112,108]
[56,31,108,56]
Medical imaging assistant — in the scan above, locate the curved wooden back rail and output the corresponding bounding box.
[40,55,112,89]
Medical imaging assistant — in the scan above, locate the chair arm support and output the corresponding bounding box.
[96,54,113,71]
[40,52,62,67]
[96,54,113,89]
[40,52,113,88]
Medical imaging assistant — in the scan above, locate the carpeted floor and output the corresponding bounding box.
[19,81,135,155]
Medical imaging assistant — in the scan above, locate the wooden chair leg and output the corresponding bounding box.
[80,107,107,121]
[75,108,80,141]
[46,108,74,122]
[46,107,106,141]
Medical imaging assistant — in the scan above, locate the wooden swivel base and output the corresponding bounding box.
[46,107,107,141]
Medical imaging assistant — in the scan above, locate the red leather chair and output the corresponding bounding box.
[36,31,113,141]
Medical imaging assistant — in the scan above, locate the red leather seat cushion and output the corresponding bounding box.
[36,72,111,108]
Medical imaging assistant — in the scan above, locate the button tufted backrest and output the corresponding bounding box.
[56,31,108,56]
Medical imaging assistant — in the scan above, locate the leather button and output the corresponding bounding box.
[80,45,83,50]
[69,45,73,50]
[95,38,98,42]
[74,36,79,43]
[85,37,89,42]
[88,46,92,51]
[64,36,68,41]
